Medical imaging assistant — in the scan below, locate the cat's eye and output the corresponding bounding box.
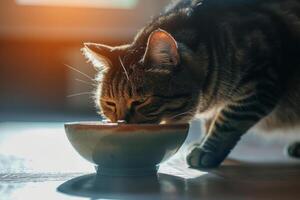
[131,97,149,106]
[103,101,116,107]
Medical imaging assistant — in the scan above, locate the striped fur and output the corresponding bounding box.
[83,0,300,168]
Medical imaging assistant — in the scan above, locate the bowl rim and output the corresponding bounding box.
[65,121,189,130]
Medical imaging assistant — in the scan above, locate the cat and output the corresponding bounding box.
[82,0,300,169]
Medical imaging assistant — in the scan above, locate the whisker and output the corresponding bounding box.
[67,92,94,98]
[118,56,130,81]
[169,109,195,119]
[119,56,133,91]
[75,78,96,87]
[64,64,96,82]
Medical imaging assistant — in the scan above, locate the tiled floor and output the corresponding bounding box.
[1,120,300,200]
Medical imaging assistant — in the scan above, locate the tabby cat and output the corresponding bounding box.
[82,0,300,169]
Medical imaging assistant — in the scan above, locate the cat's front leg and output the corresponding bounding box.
[187,91,278,169]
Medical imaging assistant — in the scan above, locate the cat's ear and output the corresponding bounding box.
[142,29,179,67]
[82,43,114,69]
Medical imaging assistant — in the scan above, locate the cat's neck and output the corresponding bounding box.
[197,28,240,113]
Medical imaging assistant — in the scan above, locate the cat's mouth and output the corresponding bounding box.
[101,119,127,124]
[102,118,162,124]
[102,112,193,124]
[102,118,185,125]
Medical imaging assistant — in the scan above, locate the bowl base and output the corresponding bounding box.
[95,166,158,177]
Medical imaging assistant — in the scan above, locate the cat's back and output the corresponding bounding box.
[243,0,300,133]
[174,1,300,132]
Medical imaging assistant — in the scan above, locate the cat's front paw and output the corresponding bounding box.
[186,147,222,169]
[287,142,300,158]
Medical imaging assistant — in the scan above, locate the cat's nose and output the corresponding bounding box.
[117,109,130,123]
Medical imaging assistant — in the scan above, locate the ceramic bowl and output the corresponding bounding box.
[64,122,189,176]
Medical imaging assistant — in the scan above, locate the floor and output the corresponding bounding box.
[1,120,300,200]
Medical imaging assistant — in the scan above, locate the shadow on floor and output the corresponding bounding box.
[57,173,188,200]
[57,162,300,200]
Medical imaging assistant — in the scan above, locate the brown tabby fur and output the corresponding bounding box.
[83,0,300,168]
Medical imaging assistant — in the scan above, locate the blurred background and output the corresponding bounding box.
[0,0,171,122]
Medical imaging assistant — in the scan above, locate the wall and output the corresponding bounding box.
[0,0,170,116]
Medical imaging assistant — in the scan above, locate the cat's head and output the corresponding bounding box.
[83,29,204,124]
